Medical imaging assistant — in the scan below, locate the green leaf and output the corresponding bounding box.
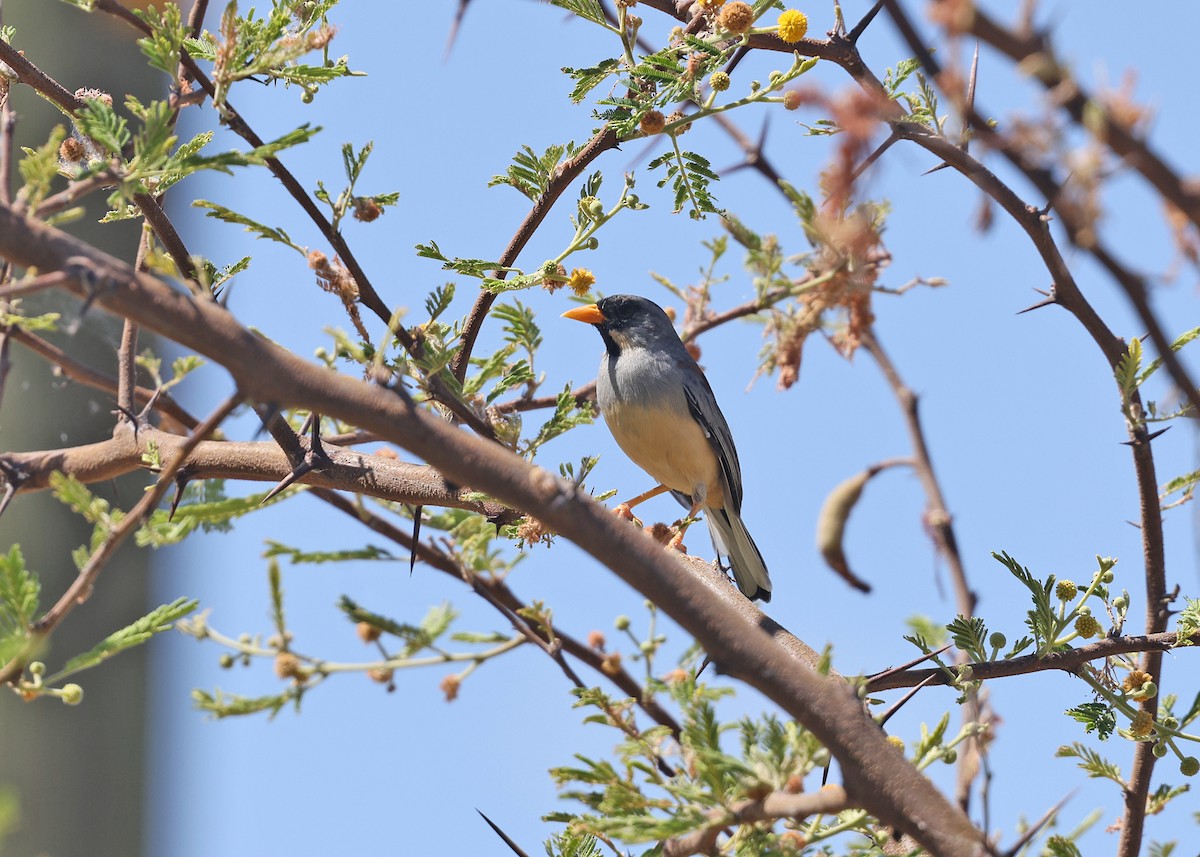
[49,597,197,682]
[263,541,398,565]
[1055,742,1125,785]
[562,59,621,103]
[338,597,457,658]
[424,283,455,321]
[0,546,40,663]
[1115,337,1143,398]
[549,0,606,26]
[268,559,287,641]
[74,98,131,154]
[1176,597,1200,647]
[489,142,581,200]
[193,686,297,719]
[1065,701,1116,740]
[1138,326,1200,385]
[193,201,305,253]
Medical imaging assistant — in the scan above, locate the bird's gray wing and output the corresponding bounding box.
[680,366,743,513]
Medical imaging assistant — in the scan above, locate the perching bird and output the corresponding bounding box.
[562,294,772,601]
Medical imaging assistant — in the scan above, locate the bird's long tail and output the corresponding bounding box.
[706,506,772,602]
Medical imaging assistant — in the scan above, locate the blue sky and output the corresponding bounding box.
[135,2,1200,853]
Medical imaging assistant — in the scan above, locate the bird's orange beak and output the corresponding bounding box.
[561,304,606,325]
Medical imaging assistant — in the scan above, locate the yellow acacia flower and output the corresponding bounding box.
[568,267,596,295]
[777,9,808,43]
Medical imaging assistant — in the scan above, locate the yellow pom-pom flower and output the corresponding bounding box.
[568,268,596,295]
[777,9,808,43]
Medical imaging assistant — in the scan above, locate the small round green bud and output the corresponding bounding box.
[988,632,1007,649]
[1180,756,1199,777]
[301,90,315,104]
[1077,604,1092,616]
[238,633,252,644]
[615,615,632,631]
[1140,682,1158,699]
[639,640,655,654]
[1112,596,1127,611]
[60,683,84,706]
[942,749,957,764]
[768,70,784,83]
[580,196,604,219]
[585,237,599,250]
[1055,580,1077,601]
[28,661,45,678]
[709,71,731,92]
[625,194,640,207]
[750,80,761,92]
[1102,571,1115,583]
[219,654,235,669]
[1161,716,1180,730]
[1152,741,1169,758]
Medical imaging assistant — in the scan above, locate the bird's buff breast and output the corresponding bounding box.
[601,398,721,504]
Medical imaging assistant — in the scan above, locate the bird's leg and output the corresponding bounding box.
[666,502,703,553]
[613,484,669,524]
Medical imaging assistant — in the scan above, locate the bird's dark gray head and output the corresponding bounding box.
[562,294,680,359]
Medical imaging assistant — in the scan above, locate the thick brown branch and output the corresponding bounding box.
[0,428,519,524]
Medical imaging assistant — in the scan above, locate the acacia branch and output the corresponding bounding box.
[0,428,519,523]
[956,2,1200,232]
[0,204,991,857]
[662,785,851,857]
[450,125,620,384]
[866,632,1198,693]
[876,7,1173,850]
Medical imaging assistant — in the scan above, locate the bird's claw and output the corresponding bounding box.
[613,503,642,527]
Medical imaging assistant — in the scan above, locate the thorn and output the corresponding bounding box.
[695,653,713,679]
[260,460,313,504]
[409,505,423,575]
[821,761,831,787]
[724,44,751,77]
[1121,425,1171,445]
[1001,790,1077,857]
[137,387,164,423]
[0,480,14,520]
[867,643,953,683]
[1016,286,1059,314]
[476,810,532,857]
[847,0,886,44]
[443,0,472,58]
[962,42,980,154]
[878,673,939,727]
[168,470,192,521]
[853,133,898,181]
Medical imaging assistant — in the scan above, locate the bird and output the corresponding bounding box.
[562,294,772,601]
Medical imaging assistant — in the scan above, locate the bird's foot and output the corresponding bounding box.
[613,503,642,527]
[666,524,691,554]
